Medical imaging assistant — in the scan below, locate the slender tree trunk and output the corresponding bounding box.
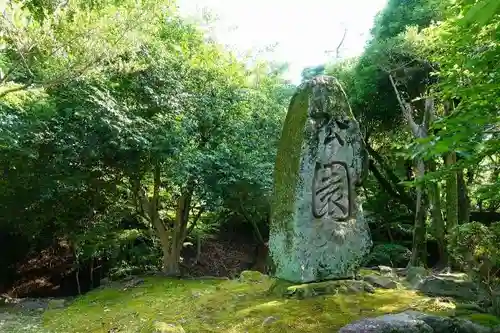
[409,159,427,267]
[194,233,201,265]
[388,74,434,268]
[428,160,446,268]
[457,169,470,224]
[75,266,81,295]
[163,179,196,276]
[445,152,459,231]
[443,101,459,237]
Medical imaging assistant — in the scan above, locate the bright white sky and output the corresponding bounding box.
[177,0,387,83]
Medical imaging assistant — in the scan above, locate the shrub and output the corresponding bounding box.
[448,222,500,315]
[364,243,411,267]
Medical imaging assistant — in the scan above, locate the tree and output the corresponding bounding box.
[0,0,292,281]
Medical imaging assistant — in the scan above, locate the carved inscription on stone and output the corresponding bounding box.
[324,119,350,146]
[312,161,351,220]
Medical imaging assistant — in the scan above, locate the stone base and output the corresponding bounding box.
[269,211,372,283]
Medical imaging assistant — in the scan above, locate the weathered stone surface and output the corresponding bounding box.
[377,265,396,276]
[269,75,371,283]
[269,279,375,299]
[239,270,268,283]
[47,299,66,309]
[262,316,278,326]
[339,311,492,333]
[339,312,433,333]
[364,275,398,289]
[417,276,479,301]
[405,266,430,286]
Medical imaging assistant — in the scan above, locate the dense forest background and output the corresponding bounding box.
[0,0,498,305]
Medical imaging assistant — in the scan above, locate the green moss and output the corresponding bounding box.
[42,272,486,333]
[357,268,381,277]
[270,86,309,244]
[274,280,375,299]
[239,270,269,283]
[460,313,500,327]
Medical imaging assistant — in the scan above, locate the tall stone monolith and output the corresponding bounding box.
[269,75,372,283]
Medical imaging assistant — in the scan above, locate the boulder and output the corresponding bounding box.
[269,75,371,283]
[363,275,398,289]
[417,276,478,301]
[270,279,375,299]
[47,299,66,309]
[405,266,430,286]
[123,277,144,290]
[239,270,267,283]
[339,311,492,333]
[378,265,395,276]
[339,311,433,333]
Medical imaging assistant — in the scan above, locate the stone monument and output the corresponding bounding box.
[268,75,372,283]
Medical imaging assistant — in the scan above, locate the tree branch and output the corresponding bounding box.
[369,159,415,213]
[388,74,420,136]
[1,6,147,98]
[239,203,266,245]
[184,206,205,240]
[336,27,348,59]
[423,97,435,130]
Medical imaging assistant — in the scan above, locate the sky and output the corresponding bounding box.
[176,0,387,83]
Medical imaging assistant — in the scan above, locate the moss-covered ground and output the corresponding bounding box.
[40,272,500,333]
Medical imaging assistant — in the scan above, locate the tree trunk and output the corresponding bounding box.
[162,179,195,276]
[162,246,181,276]
[428,161,446,268]
[409,159,427,267]
[387,74,433,268]
[444,153,458,233]
[457,169,470,224]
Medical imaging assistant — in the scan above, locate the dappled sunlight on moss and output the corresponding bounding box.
[42,274,494,333]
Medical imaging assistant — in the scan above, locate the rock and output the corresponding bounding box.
[339,311,491,333]
[271,279,375,299]
[406,266,429,286]
[364,275,398,289]
[417,276,478,301]
[378,265,394,276]
[239,270,266,283]
[123,278,145,289]
[269,75,372,283]
[16,299,48,311]
[47,299,66,309]
[152,321,185,333]
[339,312,433,333]
[262,316,278,326]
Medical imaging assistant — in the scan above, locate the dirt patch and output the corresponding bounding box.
[5,234,262,298]
[181,236,260,278]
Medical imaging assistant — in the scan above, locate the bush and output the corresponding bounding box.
[364,243,411,267]
[448,222,500,315]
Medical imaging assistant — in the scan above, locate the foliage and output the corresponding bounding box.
[364,243,412,268]
[325,0,499,269]
[448,222,500,283]
[0,0,291,283]
[448,222,500,313]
